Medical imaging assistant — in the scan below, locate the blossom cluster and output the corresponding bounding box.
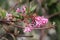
[35,16,48,27]
[5,6,48,33]
[23,16,48,32]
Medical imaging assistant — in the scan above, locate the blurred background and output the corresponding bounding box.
[0,0,60,40]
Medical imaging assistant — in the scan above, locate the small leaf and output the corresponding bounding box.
[0,9,6,18]
[0,28,6,35]
[56,3,60,12]
[47,0,57,6]
[0,0,6,6]
[30,5,37,12]
[12,12,19,18]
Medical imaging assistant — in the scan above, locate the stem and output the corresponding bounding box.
[18,35,33,37]
[40,29,45,40]
[48,12,60,19]
[8,1,19,12]
[27,0,30,14]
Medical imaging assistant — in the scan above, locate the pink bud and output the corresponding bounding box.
[23,24,33,32]
[24,27,31,32]
[6,13,13,21]
[35,16,42,21]
[21,6,26,13]
[16,8,21,13]
[6,13,12,17]
[22,6,26,11]
[41,16,48,24]
[35,20,41,27]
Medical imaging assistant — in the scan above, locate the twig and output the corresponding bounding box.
[18,35,33,37]
[40,29,45,40]
[8,1,20,12]
[33,26,55,29]
[48,12,60,19]
[0,20,16,22]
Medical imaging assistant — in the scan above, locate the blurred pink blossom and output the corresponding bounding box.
[23,24,33,32]
[21,6,26,13]
[6,13,13,21]
[16,8,21,13]
[24,27,32,32]
[6,13,12,17]
[22,6,26,11]
[16,6,26,13]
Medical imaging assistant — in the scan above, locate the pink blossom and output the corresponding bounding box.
[41,16,48,24]
[16,8,21,13]
[23,24,33,32]
[28,24,34,29]
[21,6,26,13]
[35,16,48,27]
[6,13,12,17]
[24,27,32,32]
[6,13,13,20]
[35,16,42,21]
[16,6,26,13]
[35,20,41,27]
[22,6,26,11]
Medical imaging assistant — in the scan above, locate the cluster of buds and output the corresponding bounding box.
[16,6,26,13]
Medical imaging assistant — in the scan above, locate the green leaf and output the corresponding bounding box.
[47,0,57,6]
[0,28,6,35]
[0,0,6,6]
[11,12,19,18]
[0,9,6,18]
[30,5,37,12]
[56,3,60,12]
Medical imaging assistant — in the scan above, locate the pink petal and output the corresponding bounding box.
[16,8,21,13]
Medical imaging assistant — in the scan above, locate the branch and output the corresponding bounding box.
[18,35,33,37]
[47,12,60,19]
[13,24,55,30]
[8,1,20,12]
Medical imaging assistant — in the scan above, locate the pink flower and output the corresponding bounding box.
[16,6,26,13]
[6,13,12,17]
[21,6,26,13]
[23,24,33,32]
[22,6,26,11]
[35,16,48,27]
[35,16,42,27]
[28,24,34,29]
[35,20,41,27]
[16,8,21,13]
[6,13,13,20]
[41,16,48,24]
[35,16,42,21]
[24,27,32,32]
